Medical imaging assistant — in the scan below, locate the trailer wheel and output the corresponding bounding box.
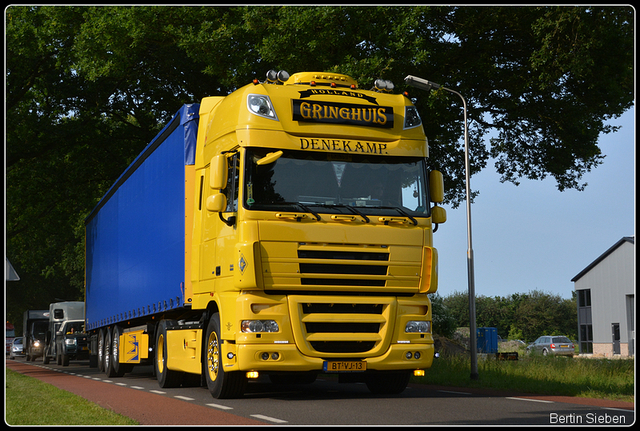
[204,313,247,399]
[365,371,411,395]
[97,329,105,372]
[155,320,183,388]
[110,326,129,376]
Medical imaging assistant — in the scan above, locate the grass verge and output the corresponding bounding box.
[413,354,634,403]
[5,368,138,425]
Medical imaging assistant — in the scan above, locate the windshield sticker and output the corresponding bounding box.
[332,162,346,187]
[292,100,393,128]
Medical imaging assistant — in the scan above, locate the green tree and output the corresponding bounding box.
[429,293,457,338]
[6,6,633,324]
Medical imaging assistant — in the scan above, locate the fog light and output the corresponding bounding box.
[246,371,259,379]
[271,352,279,360]
[414,352,421,360]
[405,351,413,359]
[261,352,270,361]
[414,369,425,377]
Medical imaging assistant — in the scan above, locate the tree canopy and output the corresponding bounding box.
[5,6,634,325]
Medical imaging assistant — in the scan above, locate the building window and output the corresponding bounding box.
[577,289,592,354]
[578,289,591,307]
[580,324,593,353]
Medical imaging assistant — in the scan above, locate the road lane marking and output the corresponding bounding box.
[251,414,288,424]
[130,386,145,390]
[506,397,554,403]
[115,382,127,386]
[206,403,234,410]
[150,390,166,395]
[174,395,195,401]
[438,390,472,395]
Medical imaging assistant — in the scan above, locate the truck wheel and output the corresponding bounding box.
[43,351,50,364]
[57,352,62,365]
[155,320,183,388]
[97,329,105,372]
[110,326,129,376]
[365,371,411,395]
[204,313,247,399]
[62,353,69,366]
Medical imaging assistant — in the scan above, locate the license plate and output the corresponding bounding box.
[323,360,366,372]
[560,345,569,348]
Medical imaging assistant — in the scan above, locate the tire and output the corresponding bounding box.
[110,326,130,376]
[204,313,246,399]
[62,353,69,366]
[104,326,118,377]
[97,329,105,372]
[57,352,62,365]
[155,320,183,388]
[542,349,549,356]
[43,351,50,364]
[365,371,411,395]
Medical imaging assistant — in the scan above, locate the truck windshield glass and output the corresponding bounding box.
[244,148,430,218]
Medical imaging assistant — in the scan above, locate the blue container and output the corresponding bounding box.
[477,327,498,353]
[85,104,199,330]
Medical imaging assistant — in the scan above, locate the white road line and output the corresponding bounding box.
[174,395,195,401]
[115,382,127,386]
[130,386,145,390]
[506,397,554,404]
[206,403,234,410]
[102,380,113,383]
[149,390,166,395]
[604,407,634,412]
[92,377,102,381]
[251,414,288,424]
[438,390,472,395]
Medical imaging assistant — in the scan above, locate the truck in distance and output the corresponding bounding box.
[42,301,89,366]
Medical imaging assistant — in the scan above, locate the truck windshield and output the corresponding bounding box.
[244,148,430,218]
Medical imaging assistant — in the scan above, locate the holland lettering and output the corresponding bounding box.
[300,138,388,154]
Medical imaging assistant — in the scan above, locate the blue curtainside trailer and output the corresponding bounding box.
[84,104,199,331]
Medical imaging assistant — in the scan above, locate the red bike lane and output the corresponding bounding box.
[6,360,265,425]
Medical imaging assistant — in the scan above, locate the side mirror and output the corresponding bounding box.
[429,170,444,203]
[431,205,447,224]
[210,155,227,190]
[206,193,227,213]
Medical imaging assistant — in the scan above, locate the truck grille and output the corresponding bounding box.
[298,248,389,288]
[288,295,395,357]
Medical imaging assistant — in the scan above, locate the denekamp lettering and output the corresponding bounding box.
[300,138,388,154]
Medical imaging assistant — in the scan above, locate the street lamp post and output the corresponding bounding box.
[404,75,479,380]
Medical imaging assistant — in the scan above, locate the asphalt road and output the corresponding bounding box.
[6,357,635,426]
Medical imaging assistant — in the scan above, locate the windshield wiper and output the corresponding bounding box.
[312,203,370,223]
[379,206,418,226]
[278,202,322,221]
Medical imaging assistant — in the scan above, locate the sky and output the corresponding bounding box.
[434,106,635,300]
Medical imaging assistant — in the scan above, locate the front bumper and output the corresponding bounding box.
[229,342,434,373]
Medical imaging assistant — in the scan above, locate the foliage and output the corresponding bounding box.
[5,6,634,324]
[429,293,458,338]
[416,355,634,403]
[443,290,577,341]
[5,369,138,425]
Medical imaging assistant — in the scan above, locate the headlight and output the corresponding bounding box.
[405,321,431,333]
[32,341,40,347]
[404,106,422,129]
[65,338,77,345]
[247,94,278,120]
[241,320,279,333]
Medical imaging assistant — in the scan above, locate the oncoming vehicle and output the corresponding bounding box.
[10,337,24,359]
[526,336,575,357]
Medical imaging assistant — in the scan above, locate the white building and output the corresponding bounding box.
[571,237,634,357]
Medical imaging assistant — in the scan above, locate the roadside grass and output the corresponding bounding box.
[5,368,138,425]
[414,354,634,403]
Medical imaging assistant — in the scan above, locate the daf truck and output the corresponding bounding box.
[85,71,446,398]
